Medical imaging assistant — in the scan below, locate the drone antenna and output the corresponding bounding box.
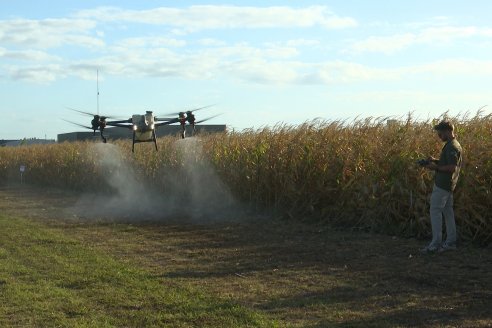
[96,69,100,115]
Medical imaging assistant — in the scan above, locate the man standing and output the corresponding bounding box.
[421,120,463,253]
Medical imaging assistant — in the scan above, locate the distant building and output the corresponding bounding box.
[57,124,227,143]
[386,119,401,127]
[1,138,56,147]
[0,140,16,147]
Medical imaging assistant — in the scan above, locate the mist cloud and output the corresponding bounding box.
[70,139,242,223]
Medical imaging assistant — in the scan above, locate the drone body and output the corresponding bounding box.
[130,112,158,152]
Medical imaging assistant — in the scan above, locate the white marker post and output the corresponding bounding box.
[20,165,26,185]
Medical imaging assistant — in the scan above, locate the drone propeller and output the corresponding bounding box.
[195,113,222,124]
[162,104,216,116]
[66,107,118,120]
[62,119,93,130]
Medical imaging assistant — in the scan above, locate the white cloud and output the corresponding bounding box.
[346,90,491,114]
[76,5,358,32]
[420,26,492,42]
[199,44,299,60]
[304,61,398,84]
[6,54,492,85]
[350,26,492,54]
[2,15,491,87]
[0,47,60,62]
[6,64,65,83]
[286,39,321,47]
[198,38,226,47]
[0,18,103,49]
[223,58,300,84]
[349,33,417,55]
[0,5,357,84]
[404,16,455,29]
[409,59,492,76]
[115,37,186,48]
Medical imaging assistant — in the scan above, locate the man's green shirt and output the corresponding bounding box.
[435,138,462,192]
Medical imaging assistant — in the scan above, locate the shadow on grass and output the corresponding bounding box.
[310,306,490,328]
[149,221,492,327]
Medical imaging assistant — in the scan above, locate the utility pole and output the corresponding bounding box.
[97,69,100,115]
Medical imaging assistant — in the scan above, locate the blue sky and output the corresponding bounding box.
[1,1,491,139]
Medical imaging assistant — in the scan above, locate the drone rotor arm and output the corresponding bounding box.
[106,119,132,125]
[108,123,134,129]
[155,118,179,127]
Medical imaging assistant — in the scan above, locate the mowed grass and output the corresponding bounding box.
[0,214,276,327]
[1,186,491,327]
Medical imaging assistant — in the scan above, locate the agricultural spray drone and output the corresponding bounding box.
[64,105,219,152]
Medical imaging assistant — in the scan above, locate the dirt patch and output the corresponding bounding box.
[1,185,491,327]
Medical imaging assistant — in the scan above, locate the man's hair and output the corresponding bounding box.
[433,120,454,132]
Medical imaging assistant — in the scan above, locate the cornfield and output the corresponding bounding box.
[1,113,491,245]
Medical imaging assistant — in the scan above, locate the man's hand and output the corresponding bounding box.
[422,157,438,170]
[425,162,438,170]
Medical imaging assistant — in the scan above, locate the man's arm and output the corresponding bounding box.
[426,162,457,173]
[426,145,460,173]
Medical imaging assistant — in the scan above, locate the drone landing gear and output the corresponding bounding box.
[99,130,107,143]
[153,129,158,151]
[132,130,158,153]
[181,124,197,139]
[180,124,196,139]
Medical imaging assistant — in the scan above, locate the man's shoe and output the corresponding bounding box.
[438,243,457,253]
[420,244,439,254]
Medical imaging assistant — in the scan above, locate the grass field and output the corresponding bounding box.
[0,191,275,327]
[0,185,491,327]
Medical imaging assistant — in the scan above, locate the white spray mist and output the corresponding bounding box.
[71,139,243,223]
